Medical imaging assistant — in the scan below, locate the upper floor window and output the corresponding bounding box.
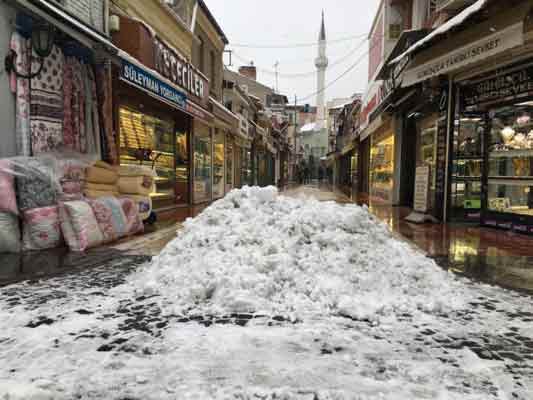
[198,37,205,73]
[167,0,195,27]
[210,50,217,89]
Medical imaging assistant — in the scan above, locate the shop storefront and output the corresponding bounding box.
[225,135,234,193]
[369,119,395,204]
[242,145,253,186]
[212,129,225,200]
[453,58,533,234]
[193,121,212,204]
[112,16,211,210]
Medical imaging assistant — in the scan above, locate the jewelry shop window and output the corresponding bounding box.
[119,106,182,209]
[487,103,533,216]
[193,122,212,204]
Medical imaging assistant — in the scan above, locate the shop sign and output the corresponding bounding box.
[402,23,524,87]
[121,60,187,110]
[462,63,533,107]
[414,166,430,213]
[154,38,209,106]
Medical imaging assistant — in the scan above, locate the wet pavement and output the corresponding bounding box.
[1,185,533,399]
[285,184,533,294]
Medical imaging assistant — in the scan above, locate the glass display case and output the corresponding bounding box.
[487,103,533,216]
[119,107,176,210]
[450,113,485,220]
[193,123,212,204]
[370,134,395,203]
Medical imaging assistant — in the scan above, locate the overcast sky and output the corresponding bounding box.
[204,0,380,105]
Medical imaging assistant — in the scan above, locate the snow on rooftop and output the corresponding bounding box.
[389,0,489,65]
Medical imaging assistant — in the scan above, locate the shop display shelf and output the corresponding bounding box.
[488,177,533,185]
[489,149,533,158]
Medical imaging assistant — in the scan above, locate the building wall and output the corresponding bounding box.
[112,0,194,60]
[0,2,17,158]
[224,70,273,105]
[193,6,225,101]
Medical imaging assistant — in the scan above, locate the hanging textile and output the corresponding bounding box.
[9,32,31,156]
[83,64,101,156]
[30,45,64,154]
[96,63,117,164]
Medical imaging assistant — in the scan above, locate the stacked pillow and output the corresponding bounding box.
[0,160,21,254]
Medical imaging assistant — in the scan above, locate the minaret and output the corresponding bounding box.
[315,10,328,128]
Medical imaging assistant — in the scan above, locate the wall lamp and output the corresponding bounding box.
[5,22,56,79]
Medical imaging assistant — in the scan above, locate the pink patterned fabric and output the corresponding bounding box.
[22,206,63,251]
[62,58,74,149]
[118,198,144,235]
[10,32,31,156]
[88,197,127,243]
[0,160,18,215]
[62,200,104,252]
[30,45,64,154]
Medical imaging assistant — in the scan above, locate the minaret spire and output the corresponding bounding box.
[315,10,328,128]
[320,10,326,41]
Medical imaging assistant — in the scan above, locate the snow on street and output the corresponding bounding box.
[1,187,533,399]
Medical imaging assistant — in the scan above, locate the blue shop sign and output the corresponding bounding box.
[121,59,187,109]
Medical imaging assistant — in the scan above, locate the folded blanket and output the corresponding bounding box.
[118,176,153,196]
[118,164,155,178]
[84,189,120,199]
[86,166,118,184]
[85,182,118,192]
[93,160,116,171]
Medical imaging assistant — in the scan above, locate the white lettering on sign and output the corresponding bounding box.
[402,23,524,87]
[154,39,208,101]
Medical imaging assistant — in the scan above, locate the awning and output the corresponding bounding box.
[210,96,239,131]
[13,0,118,55]
[389,0,489,65]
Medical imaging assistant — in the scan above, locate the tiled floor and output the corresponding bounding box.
[286,184,533,294]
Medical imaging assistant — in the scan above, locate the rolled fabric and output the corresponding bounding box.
[85,182,118,192]
[84,189,120,199]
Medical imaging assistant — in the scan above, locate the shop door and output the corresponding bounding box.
[400,117,417,208]
[449,111,486,222]
[358,138,370,195]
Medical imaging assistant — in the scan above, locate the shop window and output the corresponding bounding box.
[370,134,395,203]
[193,123,212,204]
[487,103,533,216]
[213,130,225,199]
[119,106,188,209]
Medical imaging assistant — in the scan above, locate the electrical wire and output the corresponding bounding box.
[230,37,368,79]
[297,49,370,102]
[230,33,368,49]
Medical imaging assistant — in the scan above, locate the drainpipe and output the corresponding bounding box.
[191,0,199,32]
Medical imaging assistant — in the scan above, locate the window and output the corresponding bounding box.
[210,50,216,89]
[198,37,205,73]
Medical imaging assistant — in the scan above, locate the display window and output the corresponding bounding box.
[226,137,234,193]
[487,103,533,216]
[370,133,395,203]
[234,145,242,188]
[193,122,212,204]
[213,129,225,199]
[119,106,189,209]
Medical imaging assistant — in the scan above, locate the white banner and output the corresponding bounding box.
[402,23,524,87]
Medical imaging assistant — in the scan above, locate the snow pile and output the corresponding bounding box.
[133,186,466,321]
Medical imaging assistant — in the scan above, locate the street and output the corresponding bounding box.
[1,186,532,399]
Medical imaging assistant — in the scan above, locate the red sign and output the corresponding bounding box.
[369,11,384,80]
